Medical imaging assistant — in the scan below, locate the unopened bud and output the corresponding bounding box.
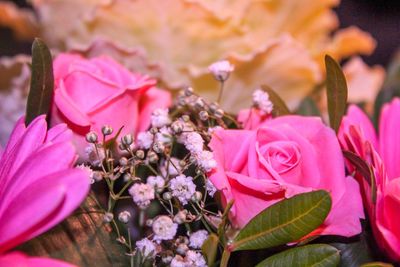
[148,151,159,163]
[118,211,131,223]
[153,141,165,153]
[103,212,114,223]
[163,192,172,201]
[174,210,188,224]
[119,157,129,166]
[101,125,113,136]
[135,150,145,159]
[184,87,194,96]
[191,191,202,202]
[171,121,184,134]
[214,108,224,119]
[85,131,98,143]
[199,111,209,121]
[121,134,133,146]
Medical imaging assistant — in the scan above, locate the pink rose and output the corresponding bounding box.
[51,53,171,157]
[237,108,271,130]
[209,115,364,238]
[339,99,400,261]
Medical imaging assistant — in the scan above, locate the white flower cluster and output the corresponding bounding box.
[152,215,178,242]
[128,183,155,209]
[189,230,209,249]
[252,89,274,114]
[151,108,171,128]
[135,238,157,258]
[137,131,154,149]
[169,175,196,205]
[171,250,207,267]
[208,60,235,82]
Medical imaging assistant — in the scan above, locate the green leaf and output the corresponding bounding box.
[325,55,348,133]
[218,200,234,246]
[25,38,54,125]
[261,85,290,116]
[231,190,332,251]
[297,97,321,117]
[361,262,394,267]
[201,233,219,266]
[255,244,340,267]
[330,232,374,267]
[343,150,377,203]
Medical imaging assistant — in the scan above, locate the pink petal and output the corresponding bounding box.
[0,116,47,198]
[0,142,76,211]
[317,176,364,237]
[136,88,172,133]
[379,98,400,180]
[0,252,76,267]
[0,169,89,253]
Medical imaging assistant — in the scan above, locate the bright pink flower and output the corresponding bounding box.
[51,53,172,157]
[0,116,90,266]
[209,115,364,237]
[237,108,271,130]
[339,98,400,261]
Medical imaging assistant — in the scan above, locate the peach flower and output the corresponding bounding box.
[28,0,377,111]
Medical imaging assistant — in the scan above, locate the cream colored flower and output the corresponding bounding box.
[10,0,379,112]
[0,2,38,40]
[344,57,385,113]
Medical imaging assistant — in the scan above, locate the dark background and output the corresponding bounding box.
[1,0,399,66]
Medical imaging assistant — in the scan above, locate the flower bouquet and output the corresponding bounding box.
[0,35,399,267]
[0,1,399,266]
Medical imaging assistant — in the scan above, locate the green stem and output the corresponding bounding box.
[220,249,231,267]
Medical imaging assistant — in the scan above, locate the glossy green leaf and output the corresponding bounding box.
[231,190,332,251]
[201,233,219,266]
[297,97,321,117]
[255,244,340,267]
[325,55,348,133]
[330,232,373,267]
[361,262,394,267]
[261,85,290,116]
[25,38,54,125]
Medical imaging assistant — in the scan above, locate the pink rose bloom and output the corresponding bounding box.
[339,99,400,261]
[0,116,90,266]
[51,53,171,157]
[237,108,272,130]
[209,115,364,238]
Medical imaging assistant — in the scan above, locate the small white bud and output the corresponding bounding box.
[121,134,133,146]
[208,60,234,82]
[103,212,114,223]
[163,192,172,201]
[85,131,98,143]
[214,108,224,119]
[173,210,188,224]
[135,150,145,159]
[147,151,159,163]
[171,120,184,134]
[119,157,129,166]
[153,141,165,153]
[199,111,209,121]
[118,211,131,223]
[191,191,202,202]
[101,125,113,136]
[184,87,194,96]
